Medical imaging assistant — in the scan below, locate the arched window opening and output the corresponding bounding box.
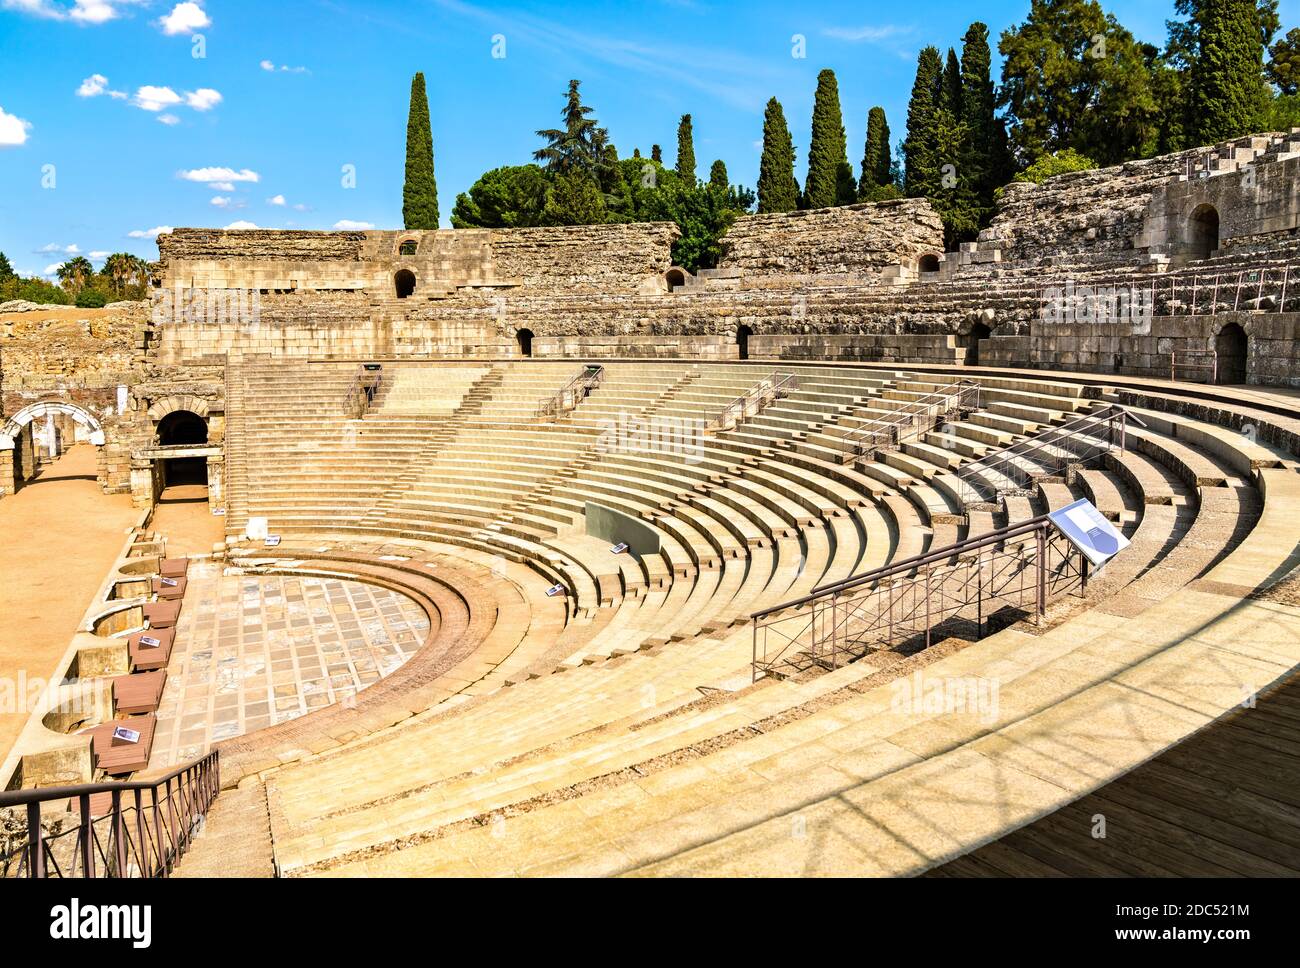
[398,240,418,256]
[918,253,941,274]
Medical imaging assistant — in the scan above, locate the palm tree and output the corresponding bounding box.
[56,256,93,294]
[103,252,132,296]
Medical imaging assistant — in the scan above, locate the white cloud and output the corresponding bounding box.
[332,220,374,230]
[3,1,63,20]
[128,226,173,238]
[38,243,77,253]
[259,59,275,72]
[89,250,109,259]
[70,0,118,24]
[210,195,231,207]
[43,263,64,276]
[158,1,209,35]
[177,166,260,185]
[822,24,912,43]
[133,85,182,112]
[208,181,234,191]
[157,113,180,125]
[222,220,259,230]
[77,73,109,97]
[0,105,32,148]
[184,88,221,111]
[267,194,286,206]
[260,60,308,74]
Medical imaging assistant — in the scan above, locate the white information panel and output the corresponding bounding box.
[1048,498,1130,568]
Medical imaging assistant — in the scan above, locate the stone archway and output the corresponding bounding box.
[918,253,942,274]
[2,400,105,445]
[0,400,107,497]
[665,267,689,291]
[516,328,535,357]
[394,269,416,299]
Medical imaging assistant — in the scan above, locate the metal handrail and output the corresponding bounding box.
[537,364,605,420]
[751,516,1089,680]
[343,363,383,419]
[953,404,1141,507]
[705,371,799,432]
[0,751,219,879]
[836,380,981,462]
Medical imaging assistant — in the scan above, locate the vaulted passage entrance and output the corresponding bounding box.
[157,410,209,486]
[1215,322,1248,384]
[1188,204,1220,261]
[965,321,991,366]
[394,269,416,299]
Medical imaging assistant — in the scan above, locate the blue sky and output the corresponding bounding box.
[1,0,1296,278]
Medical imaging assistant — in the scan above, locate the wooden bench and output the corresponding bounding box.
[81,717,156,776]
[129,627,175,671]
[151,576,187,600]
[113,670,167,715]
[142,600,181,628]
[160,557,190,578]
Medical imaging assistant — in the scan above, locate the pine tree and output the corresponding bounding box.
[709,159,728,191]
[675,114,696,182]
[858,106,892,198]
[402,72,439,230]
[756,96,799,213]
[534,79,600,173]
[904,47,944,197]
[1267,26,1300,94]
[1184,0,1273,143]
[805,69,851,209]
[0,251,14,282]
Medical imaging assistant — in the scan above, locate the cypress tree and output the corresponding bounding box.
[805,69,851,209]
[904,47,943,197]
[944,48,964,118]
[960,22,1004,217]
[651,144,662,163]
[756,96,799,213]
[858,106,892,198]
[709,159,728,191]
[1187,0,1272,143]
[676,114,697,181]
[402,72,439,230]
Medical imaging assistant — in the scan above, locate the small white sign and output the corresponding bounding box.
[112,726,141,744]
[610,543,629,555]
[1048,499,1131,568]
[159,577,179,588]
[264,535,282,547]
[545,583,566,597]
[139,635,161,648]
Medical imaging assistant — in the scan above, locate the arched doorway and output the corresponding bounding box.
[1187,204,1220,261]
[1215,322,1247,384]
[665,267,688,291]
[737,324,753,361]
[394,269,416,299]
[965,321,991,366]
[157,410,209,486]
[918,253,941,275]
[2,400,106,495]
[516,329,534,358]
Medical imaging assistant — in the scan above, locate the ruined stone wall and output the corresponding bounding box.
[719,198,943,278]
[487,222,679,294]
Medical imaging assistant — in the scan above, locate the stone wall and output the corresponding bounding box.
[488,223,679,294]
[719,198,943,279]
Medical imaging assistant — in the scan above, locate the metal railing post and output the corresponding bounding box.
[26,802,44,878]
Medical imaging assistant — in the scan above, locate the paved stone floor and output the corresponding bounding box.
[149,563,429,770]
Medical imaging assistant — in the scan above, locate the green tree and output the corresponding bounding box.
[675,114,697,182]
[709,159,728,192]
[0,251,14,283]
[1012,147,1098,183]
[450,165,550,228]
[651,144,663,164]
[756,97,800,213]
[645,180,747,271]
[1180,0,1275,143]
[998,0,1158,167]
[535,79,601,174]
[543,169,607,225]
[402,72,439,230]
[1267,26,1300,93]
[858,106,893,199]
[804,69,852,208]
[904,47,944,197]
